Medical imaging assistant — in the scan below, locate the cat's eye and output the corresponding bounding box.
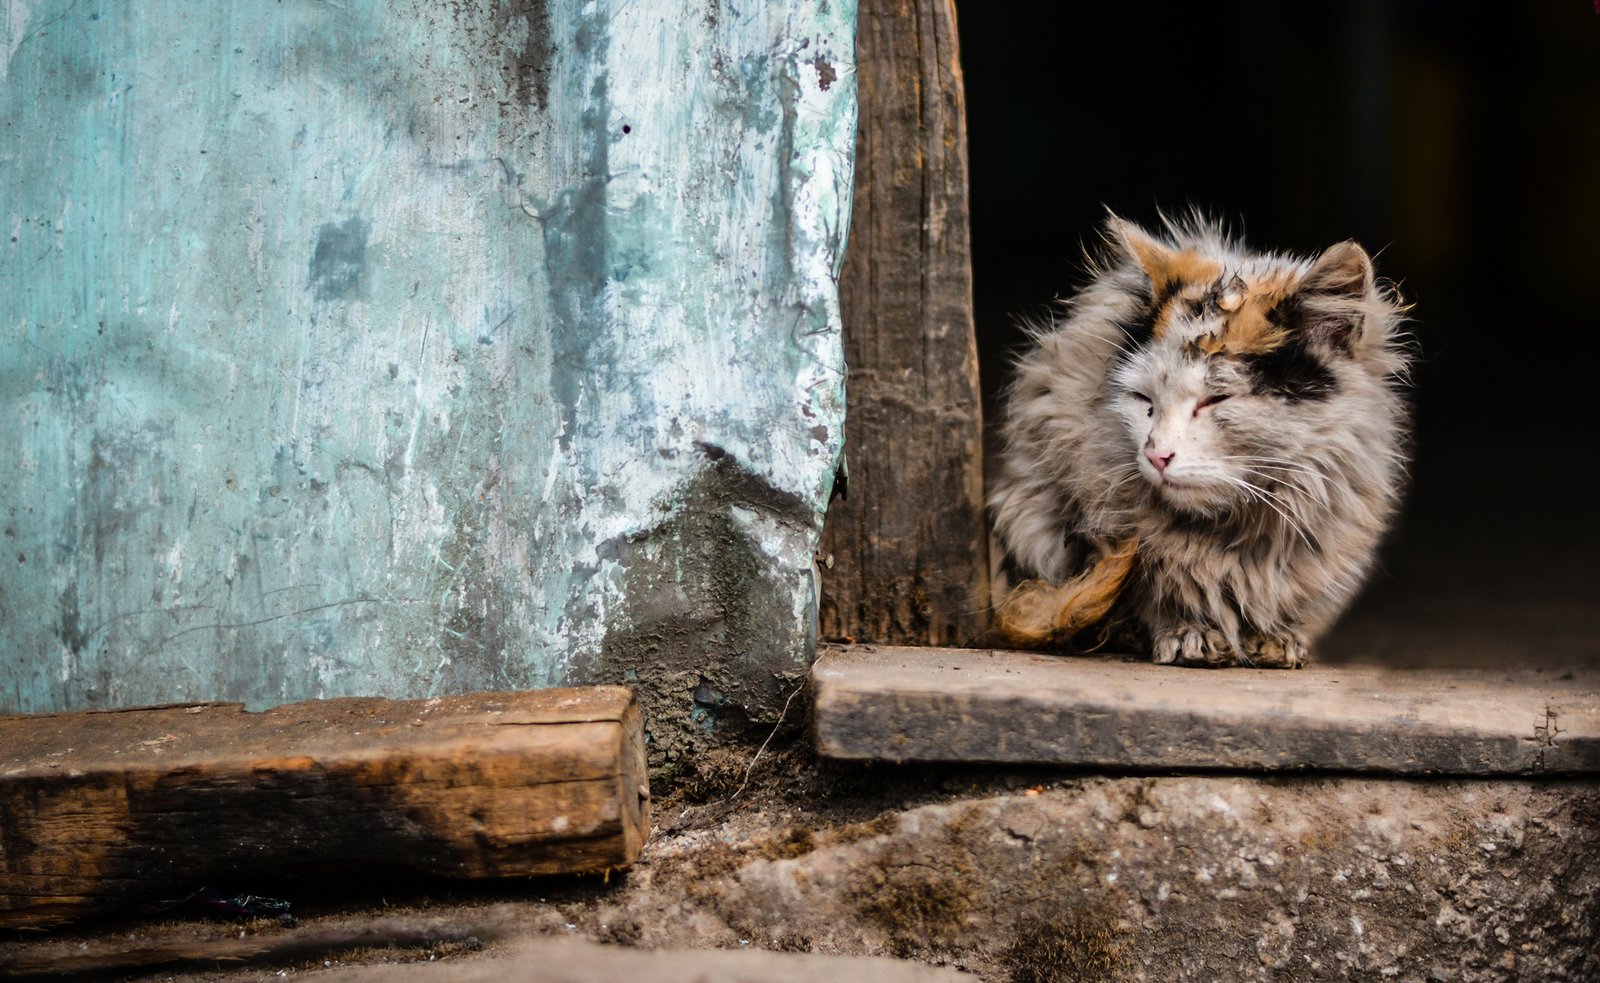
[1196,394,1231,412]
[1129,392,1152,417]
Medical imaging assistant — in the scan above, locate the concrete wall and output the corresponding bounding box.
[0,0,855,737]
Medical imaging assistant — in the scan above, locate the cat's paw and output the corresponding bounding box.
[1239,631,1307,669]
[1151,625,1235,667]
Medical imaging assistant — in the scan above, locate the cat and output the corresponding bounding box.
[988,213,1411,667]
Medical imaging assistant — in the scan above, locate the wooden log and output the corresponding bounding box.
[811,645,1600,775]
[819,0,989,646]
[0,687,649,929]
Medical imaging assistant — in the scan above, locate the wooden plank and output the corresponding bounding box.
[0,687,650,929]
[819,0,989,646]
[811,645,1600,775]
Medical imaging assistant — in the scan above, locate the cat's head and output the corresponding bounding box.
[1101,216,1406,516]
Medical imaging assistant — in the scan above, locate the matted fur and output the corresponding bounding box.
[989,214,1411,667]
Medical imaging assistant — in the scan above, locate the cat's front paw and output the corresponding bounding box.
[1151,625,1235,667]
[1240,631,1307,669]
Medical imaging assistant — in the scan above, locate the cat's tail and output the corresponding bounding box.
[992,536,1139,649]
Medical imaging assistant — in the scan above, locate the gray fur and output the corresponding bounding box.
[989,216,1411,667]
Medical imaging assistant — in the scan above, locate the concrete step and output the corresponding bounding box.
[811,645,1600,774]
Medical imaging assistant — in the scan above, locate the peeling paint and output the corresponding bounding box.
[308,217,370,301]
[0,0,856,724]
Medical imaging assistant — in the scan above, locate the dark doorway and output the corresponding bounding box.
[959,1,1600,666]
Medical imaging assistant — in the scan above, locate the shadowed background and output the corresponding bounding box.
[959,0,1600,666]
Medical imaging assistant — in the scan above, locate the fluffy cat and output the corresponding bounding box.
[988,214,1410,667]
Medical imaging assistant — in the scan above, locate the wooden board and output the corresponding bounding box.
[0,687,649,929]
[819,0,989,646]
[811,645,1600,775]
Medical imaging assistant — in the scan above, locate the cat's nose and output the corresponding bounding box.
[1145,448,1175,473]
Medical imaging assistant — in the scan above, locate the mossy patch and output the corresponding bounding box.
[846,825,985,958]
[665,744,756,805]
[1003,908,1126,983]
[757,826,816,861]
[828,811,902,845]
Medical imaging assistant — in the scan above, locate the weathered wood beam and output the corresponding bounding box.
[0,687,649,929]
[820,0,988,645]
[811,645,1600,774]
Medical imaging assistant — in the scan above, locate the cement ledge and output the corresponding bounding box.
[810,645,1600,774]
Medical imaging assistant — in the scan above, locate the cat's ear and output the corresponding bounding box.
[1301,240,1374,300]
[1107,217,1178,286]
[1295,240,1374,352]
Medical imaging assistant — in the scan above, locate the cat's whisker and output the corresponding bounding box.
[1229,477,1317,550]
[1248,474,1319,525]
[1235,466,1321,505]
[1224,459,1334,509]
[1218,456,1331,484]
[1250,464,1332,491]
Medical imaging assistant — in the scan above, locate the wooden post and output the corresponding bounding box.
[0,687,649,929]
[820,0,988,645]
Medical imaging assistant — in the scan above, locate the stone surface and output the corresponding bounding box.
[0,0,855,737]
[323,937,975,982]
[0,916,972,981]
[579,773,1600,982]
[811,645,1600,774]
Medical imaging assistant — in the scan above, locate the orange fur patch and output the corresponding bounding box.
[1157,251,1225,294]
[1192,271,1299,357]
[1138,250,1225,343]
[1116,221,1312,356]
[993,536,1139,649]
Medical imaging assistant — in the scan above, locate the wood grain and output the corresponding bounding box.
[819,0,989,646]
[811,645,1600,774]
[0,687,649,929]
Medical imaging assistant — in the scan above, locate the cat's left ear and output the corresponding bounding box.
[1295,240,1374,352]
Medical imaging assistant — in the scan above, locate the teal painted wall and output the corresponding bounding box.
[1,0,854,739]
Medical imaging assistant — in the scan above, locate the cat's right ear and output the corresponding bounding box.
[1107,216,1177,286]
[1296,240,1376,352]
[1301,240,1374,303]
